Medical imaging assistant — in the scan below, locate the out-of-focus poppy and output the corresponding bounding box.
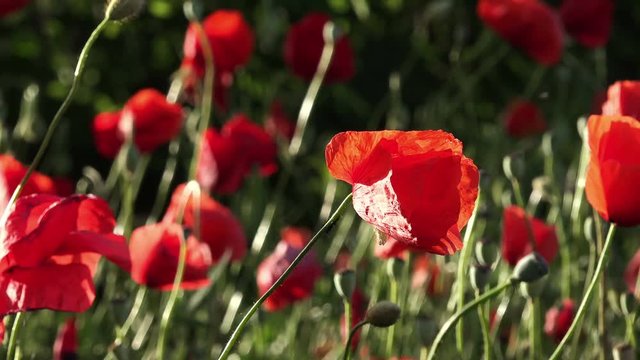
[0,194,130,316]
[129,222,212,291]
[265,101,296,142]
[256,227,322,311]
[92,111,123,159]
[502,99,547,138]
[544,299,575,343]
[585,115,640,226]
[0,0,29,17]
[0,318,4,344]
[325,131,479,255]
[601,81,640,119]
[0,154,57,211]
[477,0,564,65]
[340,288,368,350]
[411,255,445,296]
[53,318,76,360]
[163,183,247,263]
[501,206,557,266]
[284,12,355,82]
[624,248,640,297]
[560,0,614,48]
[197,114,278,194]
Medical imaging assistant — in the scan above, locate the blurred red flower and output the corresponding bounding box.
[92,111,123,159]
[325,131,479,255]
[265,101,296,142]
[257,227,323,311]
[544,299,575,343]
[501,205,558,266]
[477,0,563,65]
[624,248,640,297]
[0,194,130,316]
[53,318,76,360]
[411,255,444,296]
[129,222,212,291]
[340,288,368,350]
[163,183,247,263]
[0,154,58,211]
[560,0,614,48]
[502,99,547,138]
[0,318,3,344]
[0,0,29,17]
[585,115,640,226]
[601,81,640,119]
[284,12,355,82]
[197,114,278,194]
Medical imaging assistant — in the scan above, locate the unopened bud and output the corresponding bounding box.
[106,0,145,21]
[511,253,549,283]
[365,301,401,328]
[475,238,499,267]
[386,258,404,278]
[613,343,635,360]
[502,153,524,182]
[334,269,356,300]
[620,293,637,316]
[415,315,438,346]
[519,277,546,298]
[470,264,492,293]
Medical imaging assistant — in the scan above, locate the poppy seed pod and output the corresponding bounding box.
[511,252,549,283]
[106,0,145,21]
[334,269,356,300]
[365,301,401,328]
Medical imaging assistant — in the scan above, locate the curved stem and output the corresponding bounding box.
[343,321,367,360]
[147,138,181,224]
[0,17,111,226]
[478,298,492,360]
[549,224,617,360]
[115,286,148,345]
[217,193,353,360]
[428,280,515,360]
[529,298,541,360]
[6,312,24,360]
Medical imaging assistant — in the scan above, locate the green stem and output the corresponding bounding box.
[0,16,111,225]
[478,299,492,360]
[115,286,148,345]
[428,280,515,360]
[217,193,353,360]
[343,298,352,347]
[529,298,541,360]
[595,216,608,360]
[549,224,617,360]
[386,277,399,356]
[6,312,24,360]
[420,347,429,360]
[147,138,181,224]
[343,321,367,360]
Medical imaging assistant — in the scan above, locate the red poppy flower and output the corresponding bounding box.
[477,0,564,65]
[92,111,123,159]
[256,227,323,311]
[129,222,212,291]
[325,131,479,255]
[585,115,640,226]
[544,299,575,343]
[264,101,295,142]
[560,0,614,48]
[284,12,355,82]
[341,288,368,350]
[0,194,130,316]
[411,255,444,296]
[0,0,29,17]
[0,318,4,344]
[503,99,547,138]
[53,318,77,360]
[0,154,59,211]
[601,81,640,119]
[163,183,247,263]
[501,205,558,266]
[624,249,640,297]
[197,114,278,194]
[182,10,254,78]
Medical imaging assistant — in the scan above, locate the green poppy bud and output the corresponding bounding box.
[365,301,401,328]
[106,0,145,21]
[334,269,356,300]
[511,252,549,283]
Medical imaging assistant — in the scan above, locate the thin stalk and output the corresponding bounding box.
[386,277,399,356]
[420,347,429,360]
[428,280,515,360]
[529,298,541,360]
[343,321,368,360]
[0,16,111,226]
[343,298,352,347]
[549,224,617,360]
[147,138,181,224]
[115,286,148,345]
[218,194,353,360]
[478,298,492,360]
[595,216,608,360]
[6,312,24,360]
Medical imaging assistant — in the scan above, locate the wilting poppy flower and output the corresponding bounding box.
[0,194,130,316]
[624,249,640,297]
[129,222,212,291]
[560,0,614,48]
[257,227,323,311]
[477,0,564,65]
[92,111,123,159]
[197,114,278,194]
[163,183,247,263]
[503,99,547,138]
[411,255,445,296]
[284,12,355,82]
[341,288,368,350]
[53,318,76,360]
[0,154,57,211]
[585,115,640,226]
[0,0,29,17]
[501,205,558,266]
[601,81,640,119]
[544,299,575,343]
[325,131,479,255]
[265,101,296,142]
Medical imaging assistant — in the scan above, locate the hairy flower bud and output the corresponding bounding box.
[106,0,145,21]
[511,252,549,283]
[365,301,401,328]
[334,269,356,300]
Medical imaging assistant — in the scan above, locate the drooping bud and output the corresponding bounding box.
[386,258,405,278]
[511,252,549,283]
[502,153,524,182]
[365,301,401,328]
[620,293,637,316]
[334,269,356,300]
[475,238,499,267]
[470,264,492,293]
[415,315,438,346]
[105,0,145,21]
